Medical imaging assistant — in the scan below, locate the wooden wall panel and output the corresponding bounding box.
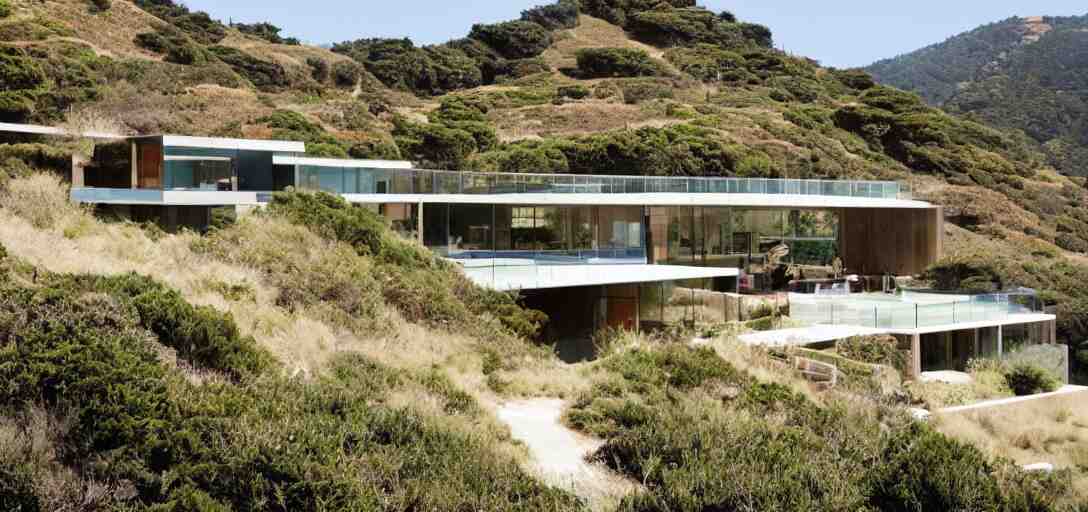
[136,142,162,189]
[840,207,943,276]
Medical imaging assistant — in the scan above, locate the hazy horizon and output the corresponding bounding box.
[183,1,1087,68]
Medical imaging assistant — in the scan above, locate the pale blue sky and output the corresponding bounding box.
[185,0,1087,68]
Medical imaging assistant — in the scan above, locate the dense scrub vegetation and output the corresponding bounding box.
[0,244,578,510]
[575,47,668,78]
[132,0,226,44]
[231,21,300,45]
[568,343,1079,510]
[330,0,573,96]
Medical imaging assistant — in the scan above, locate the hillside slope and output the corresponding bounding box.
[865,14,1088,175]
[4,0,1088,370]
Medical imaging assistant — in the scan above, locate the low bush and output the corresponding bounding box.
[306,56,329,82]
[627,7,767,49]
[557,84,590,99]
[132,0,226,44]
[207,46,289,91]
[870,423,1006,510]
[1004,363,1059,396]
[230,21,299,45]
[0,0,10,18]
[333,38,483,95]
[90,0,111,11]
[394,116,479,169]
[575,47,667,78]
[257,109,350,154]
[521,0,580,30]
[468,20,552,60]
[618,78,674,104]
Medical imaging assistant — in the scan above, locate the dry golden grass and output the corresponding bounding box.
[920,184,1052,239]
[19,0,164,59]
[543,15,674,72]
[934,392,1088,501]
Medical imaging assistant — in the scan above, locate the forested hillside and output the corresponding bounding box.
[866,14,1088,175]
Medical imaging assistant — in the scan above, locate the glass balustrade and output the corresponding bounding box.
[298,166,908,200]
[789,292,1041,329]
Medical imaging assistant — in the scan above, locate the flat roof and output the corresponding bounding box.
[343,193,935,209]
[158,135,305,153]
[273,155,413,169]
[0,122,125,140]
[886,313,1056,336]
[455,262,738,291]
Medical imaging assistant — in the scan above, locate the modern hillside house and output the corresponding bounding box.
[57,131,1059,372]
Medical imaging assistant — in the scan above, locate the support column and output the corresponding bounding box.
[997,325,1004,358]
[910,333,921,379]
[130,142,138,189]
[1050,320,1057,345]
[417,201,424,245]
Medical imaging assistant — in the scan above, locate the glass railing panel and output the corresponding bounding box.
[342,167,910,199]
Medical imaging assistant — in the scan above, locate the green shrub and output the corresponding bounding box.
[0,0,11,18]
[306,56,329,82]
[332,38,482,95]
[521,0,580,30]
[557,84,590,99]
[575,47,667,78]
[207,46,288,91]
[619,78,674,104]
[1004,363,1059,396]
[348,138,402,160]
[869,423,1007,511]
[394,117,478,169]
[579,0,695,28]
[268,190,387,256]
[831,68,876,91]
[331,60,364,88]
[258,109,349,153]
[133,0,226,44]
[90,0,112,11]
[133,32,170,53]
[0,48,46,91]
[468,20,552,59]
[230,21,299,45]
[0,462,37,511]
[626,7,763,49]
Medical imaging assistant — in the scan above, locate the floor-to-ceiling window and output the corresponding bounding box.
[649,206,840,291]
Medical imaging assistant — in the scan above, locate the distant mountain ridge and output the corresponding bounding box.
[865,13,1088,175]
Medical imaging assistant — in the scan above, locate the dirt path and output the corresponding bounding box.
[496,399,636,510]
